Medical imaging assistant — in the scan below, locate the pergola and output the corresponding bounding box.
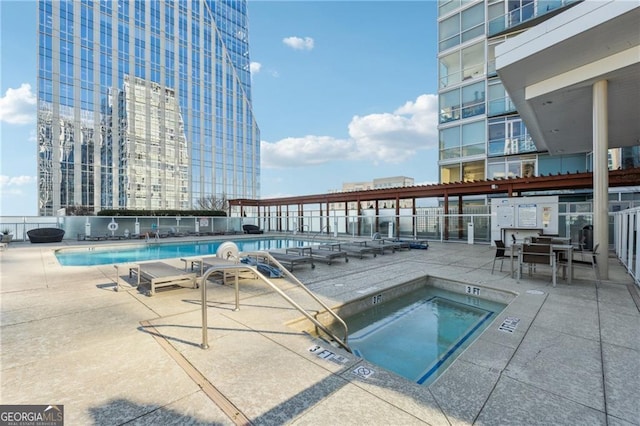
[230,168,640,239]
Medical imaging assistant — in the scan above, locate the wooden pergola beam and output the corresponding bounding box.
[230,168,640,208]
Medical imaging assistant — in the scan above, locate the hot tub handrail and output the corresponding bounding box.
[243,250,350,347]
[200,253,350,353]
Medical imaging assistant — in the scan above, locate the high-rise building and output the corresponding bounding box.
[437,1,587,185]
[37,0,259,215]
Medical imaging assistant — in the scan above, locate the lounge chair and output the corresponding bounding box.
[366,240,401,254]
[85,235,108,241]
[240,257,283,278]
[27,228,65,243]
[242,224,264,234]
[132,261,197,296]
[181,255,251,283]
[290,246,349,265]
[267,250,315,271]
[327,243,381,259]
[168,227,185,237]
[383,239,411,250]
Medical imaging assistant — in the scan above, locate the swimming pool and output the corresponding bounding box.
[55,238,318,266]
[344,285,506,386]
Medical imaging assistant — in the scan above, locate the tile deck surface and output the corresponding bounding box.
[1,235,638,425]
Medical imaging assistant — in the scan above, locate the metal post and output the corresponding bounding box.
[201,275,209,349]
[234,272,240,311]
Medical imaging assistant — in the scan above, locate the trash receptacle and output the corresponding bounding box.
[581,225,593,251]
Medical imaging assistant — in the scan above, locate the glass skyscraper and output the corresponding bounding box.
[437,1,584,185]
[37,0,259,215]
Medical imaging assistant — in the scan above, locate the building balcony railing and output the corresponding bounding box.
[439,65,484,89]
[488,97,517,117]
[488,0,580,37]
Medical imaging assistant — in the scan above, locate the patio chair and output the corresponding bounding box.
[560,243,601,285]
[519,243,558,286]
[491,240,508,274]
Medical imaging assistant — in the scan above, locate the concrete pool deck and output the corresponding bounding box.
[1,236,639,425]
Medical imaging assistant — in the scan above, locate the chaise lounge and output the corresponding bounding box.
[27,228,65,243]
[242,224,264,234]
[131,261,197,296]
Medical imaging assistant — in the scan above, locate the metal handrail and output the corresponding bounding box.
[310,224,330,243]
[200,251,350,352]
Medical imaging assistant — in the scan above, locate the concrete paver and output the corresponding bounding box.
[1,237,639,425]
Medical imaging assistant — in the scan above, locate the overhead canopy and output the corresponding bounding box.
[496,1,640,155]
[229,168,640,208]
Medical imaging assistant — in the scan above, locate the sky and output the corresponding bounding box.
[0,1,439,216]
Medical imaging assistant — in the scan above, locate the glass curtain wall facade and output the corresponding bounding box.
[37,0,259,215]
[437,0,583,185]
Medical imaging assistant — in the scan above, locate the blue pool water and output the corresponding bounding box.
[347,286,505,386]
[55,238,317,266]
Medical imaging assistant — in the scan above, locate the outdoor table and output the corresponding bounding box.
[514,243,573,285]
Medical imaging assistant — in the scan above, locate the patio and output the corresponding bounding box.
[1,236,638,425]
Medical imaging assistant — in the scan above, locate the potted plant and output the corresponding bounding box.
[1,228,13,243]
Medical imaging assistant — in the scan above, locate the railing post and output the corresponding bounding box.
[201,274,209,349]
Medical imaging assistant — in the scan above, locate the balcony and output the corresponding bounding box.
[488,0,581,37]
[488,96,517,117]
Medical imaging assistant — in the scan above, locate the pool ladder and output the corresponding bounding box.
[199,251,351,353]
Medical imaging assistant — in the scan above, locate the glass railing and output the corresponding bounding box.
[488,97,517,116]
[488,0,579,37]
[4,201,639,249]
[439,65,485,89]
[488,135,537,157]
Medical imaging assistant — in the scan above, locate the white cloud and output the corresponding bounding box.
[250,62,262,74]
[0,175,36,195]
[261,94,438,168]
[0,83,37,125]
[282,36,314,51]
[349,94,438,163]
[262,135,356,169]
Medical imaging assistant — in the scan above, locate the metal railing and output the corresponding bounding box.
[199,251,350,352]
[488,0,580,37]
[613,207,640,288]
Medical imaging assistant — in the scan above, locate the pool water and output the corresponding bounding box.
[55,238,317,266]
[346,286,505,386]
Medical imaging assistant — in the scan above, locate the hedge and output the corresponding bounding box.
[97,209,227,217]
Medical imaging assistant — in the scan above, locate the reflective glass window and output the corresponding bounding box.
[440,88,460,123]
[440,126,461,160]
[462,120,485,156]
[462,160,485,181]
[461,3,484,42]
[440,164,461,184]
[461,81,485,118]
